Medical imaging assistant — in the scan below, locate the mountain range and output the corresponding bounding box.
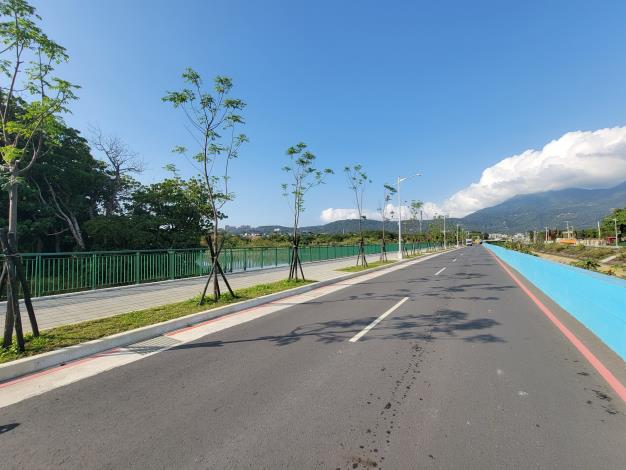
[226,181,626,235]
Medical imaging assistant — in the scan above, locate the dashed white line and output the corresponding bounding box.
[349,297,409,343]
[435,267,447,276]
[452,258,457,262]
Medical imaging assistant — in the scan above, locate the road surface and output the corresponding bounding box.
[1,247,625,469]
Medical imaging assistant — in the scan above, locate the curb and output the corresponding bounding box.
[0,249,452,383]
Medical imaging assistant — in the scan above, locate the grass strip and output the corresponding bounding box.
[336,260,396,273]
[0,278,313,365]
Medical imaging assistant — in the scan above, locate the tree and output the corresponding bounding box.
[131,176,213,248]
[281,142,332,280]
[163,68,247,303]
[377,184,396,261]
[0,0,78,349]
[344,165,371,267]
[90,125,142,216]
[31,124,108,250]
[409,200,423,253]
[428,215,444,243]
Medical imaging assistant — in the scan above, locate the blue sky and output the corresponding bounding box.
[33,0,626,226]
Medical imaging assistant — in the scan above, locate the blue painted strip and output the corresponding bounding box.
[485,243,626,362]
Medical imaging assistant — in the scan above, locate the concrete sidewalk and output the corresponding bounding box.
[1,253,387,332]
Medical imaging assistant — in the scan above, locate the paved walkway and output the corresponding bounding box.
[1,253,391,332]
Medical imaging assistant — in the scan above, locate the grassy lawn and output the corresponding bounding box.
[0,279,313,365]
[337,260,396,272]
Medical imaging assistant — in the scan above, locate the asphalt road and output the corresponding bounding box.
[1,247,625,469]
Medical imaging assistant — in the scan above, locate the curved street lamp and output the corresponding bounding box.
[397,173,421,260]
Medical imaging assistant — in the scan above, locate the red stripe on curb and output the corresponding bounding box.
[488,250,626,404]
[0,348,121,389]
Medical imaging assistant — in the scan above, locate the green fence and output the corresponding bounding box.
[0,242,441,299]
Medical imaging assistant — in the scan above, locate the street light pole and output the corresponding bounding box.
[443,214,447,250]
[456,224,459,248]
[397,173,421,260]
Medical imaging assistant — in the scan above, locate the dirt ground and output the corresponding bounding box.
[532,251,626,280]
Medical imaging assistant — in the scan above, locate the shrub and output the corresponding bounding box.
[571,259,600,271]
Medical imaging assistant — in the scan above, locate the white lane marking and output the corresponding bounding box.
[434,267,446,276]
[0,252,456,409]
[452,258,457,262]
[349,297,409,343]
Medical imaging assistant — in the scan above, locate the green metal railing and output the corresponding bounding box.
[0,241,441,299]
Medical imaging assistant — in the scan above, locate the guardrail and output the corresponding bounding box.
[0,242,440,299]
[485,243,626,361]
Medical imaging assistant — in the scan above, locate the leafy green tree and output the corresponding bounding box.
[0,121,110,253]
[30,124,108,250]
[86,177,214,250]
[409,200,423,252]
[163,68,247,302]
[428,215,444,243]
[344,165,371,267]
[0,0,78,349]
[281,142,332,280]
[132,176,213,247]
[0,0,78,243]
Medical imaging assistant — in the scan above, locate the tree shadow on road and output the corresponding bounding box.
[0,423,20,435]
[172,307,505,352]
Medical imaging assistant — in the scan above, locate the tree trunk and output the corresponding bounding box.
[212,222,220,299]
[68,213,86,250]
[8,175,18,240]
[3,180,40,349]
[288,218,303,281]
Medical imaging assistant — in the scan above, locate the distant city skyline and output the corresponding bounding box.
[33,0,626,225]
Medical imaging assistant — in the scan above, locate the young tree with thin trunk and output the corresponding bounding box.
[163,68,247,303]
[409,199,423,254]
[344,165,371,267]
[0,0,77,350]
[281,142,332,280]
[378,183,396,261]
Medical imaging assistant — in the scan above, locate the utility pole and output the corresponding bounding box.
[565,221,572,239]
[456,224,460,248]
[397,173,421,260]
[597,221,601,239]
[545,227,548,242]
[614,218,619,247]
[443,214,447,250]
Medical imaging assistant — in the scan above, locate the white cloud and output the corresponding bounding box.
[440,126,626,217]
[320,126,626,223]
[320,202,443,223]
[320,207,378,223]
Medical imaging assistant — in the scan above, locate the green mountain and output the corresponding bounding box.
[226,181,626,236]
[460,181,626,233]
